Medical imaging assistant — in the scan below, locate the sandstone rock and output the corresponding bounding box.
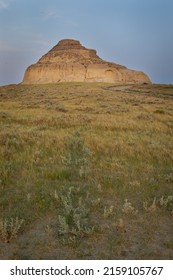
[22,39,151,84]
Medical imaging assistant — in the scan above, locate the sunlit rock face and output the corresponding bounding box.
[22,39,151,84]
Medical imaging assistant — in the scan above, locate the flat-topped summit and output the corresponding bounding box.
[50,39,88,53]
[38,39,100,64]
[45,39,97,56]
[22,39,151,84]
[53,39,85,49]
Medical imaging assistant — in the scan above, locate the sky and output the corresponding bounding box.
[0,0,173,85]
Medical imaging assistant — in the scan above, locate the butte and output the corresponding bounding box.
[22,39,151,84]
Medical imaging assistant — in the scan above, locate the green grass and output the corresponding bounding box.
[0,82,173,259]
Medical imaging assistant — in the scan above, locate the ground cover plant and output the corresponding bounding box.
[0,82,173,259]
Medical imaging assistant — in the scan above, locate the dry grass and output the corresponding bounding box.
[0,82,173,259]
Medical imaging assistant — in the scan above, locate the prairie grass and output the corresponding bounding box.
[0,82,173,259]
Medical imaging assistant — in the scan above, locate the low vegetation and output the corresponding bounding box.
[0,82,173,259]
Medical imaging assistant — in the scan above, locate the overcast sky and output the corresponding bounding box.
[0,0,173,85]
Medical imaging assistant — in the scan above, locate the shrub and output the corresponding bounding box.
[58,188,94,239]
[0,217,24,243]
[103,205,114,218]
[143,196,173,212]
[143,198,157,212]
[159,196,173,211]
[122,199,138,215]
[62,130,91,177]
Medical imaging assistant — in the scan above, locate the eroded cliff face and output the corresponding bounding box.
[22,39,151,84]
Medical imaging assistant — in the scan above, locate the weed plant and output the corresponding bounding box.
[0,217,24,243]
[62,130,91,178]
[57,187,94,241]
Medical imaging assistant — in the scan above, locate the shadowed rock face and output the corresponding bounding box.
[22,39,151,84]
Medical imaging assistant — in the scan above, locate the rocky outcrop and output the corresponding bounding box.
[22,39,151,84]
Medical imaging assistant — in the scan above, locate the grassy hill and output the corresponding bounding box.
[0,82,173,259]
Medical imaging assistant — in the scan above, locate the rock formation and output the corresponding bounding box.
[22,39,151,84]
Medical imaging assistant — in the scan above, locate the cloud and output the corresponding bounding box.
[0,40,28,52]
[0,0,9,10]
[41,8,78,27]
[42,9,61,21]
[43,11,57,20]
[0,40,14,51]
[0,37,50,53]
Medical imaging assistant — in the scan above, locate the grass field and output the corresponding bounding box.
[0,82,173,259]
